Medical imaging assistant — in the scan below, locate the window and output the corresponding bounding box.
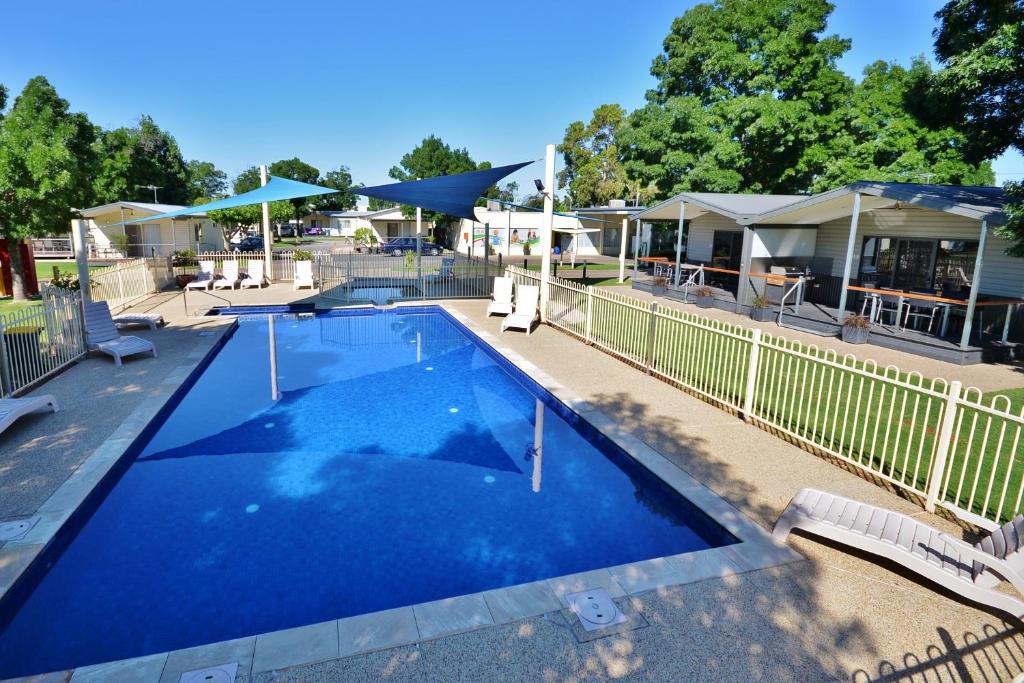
[711,231,743,270]
[859,237,979,292]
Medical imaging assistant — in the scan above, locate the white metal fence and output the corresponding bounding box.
[507,265,1024,526]
[0,289,86,396]
[91,258,172,312]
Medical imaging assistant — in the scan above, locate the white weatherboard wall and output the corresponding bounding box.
[816,207,1022,298]
[750,227,817,258]
[685,214,742,261]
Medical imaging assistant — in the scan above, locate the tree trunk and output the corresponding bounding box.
[6,238,27,302]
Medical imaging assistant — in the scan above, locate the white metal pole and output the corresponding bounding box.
[539,144,555,322]
[618,216,628,283]
[960,219,988,349]
[260,165,273,282]
[673,200,686,288]
[532,398,544,493]
[71,219,92,304]
[416,204,423,285]
[268,314,279,401]
[742,328,762,422]
[835,192,862,319]
[632,219,642,281]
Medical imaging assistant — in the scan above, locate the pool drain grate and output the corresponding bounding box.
[179,661,238,683]
[565,588,628,632]
[0,516,39,541]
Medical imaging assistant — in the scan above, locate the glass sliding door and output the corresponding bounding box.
[892,240,935,290]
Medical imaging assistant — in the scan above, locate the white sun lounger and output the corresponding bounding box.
[293,260,317,290]
[774,488,1024,619]
[501,285,540,335]
[240,259,266,289]
[0,394,58,436]
[185,260,215,290]
[84,301,158,366]
[212,260,240,290]
[112,312,163,330]
[487,276,514,316]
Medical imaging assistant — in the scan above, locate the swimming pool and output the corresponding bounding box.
[0,306,735,677]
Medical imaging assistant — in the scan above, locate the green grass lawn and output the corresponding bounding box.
[34,260,104,282]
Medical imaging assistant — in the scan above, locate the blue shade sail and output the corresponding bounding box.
[122,176,338,224]
[357,161,534,221]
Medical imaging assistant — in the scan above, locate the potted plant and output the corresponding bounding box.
[841,314,871,344]
[749,295,773,322]
[695,286,715,309]
[172,249,198,288]
[353,227,377,253]
[292,249,313,262]
[652,275,668,294]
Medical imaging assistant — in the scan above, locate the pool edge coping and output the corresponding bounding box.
[0,303,805,682]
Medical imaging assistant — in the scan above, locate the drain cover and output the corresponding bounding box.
[565,588,628,632]
[0,516,39,542]
[179,662,238,683]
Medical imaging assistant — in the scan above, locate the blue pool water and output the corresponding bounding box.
[0,307,734,677]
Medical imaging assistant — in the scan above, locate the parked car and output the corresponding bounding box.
[305,226,323,236]
[237,236,265,252]
[381,237,443,256]
[277,224,296,238]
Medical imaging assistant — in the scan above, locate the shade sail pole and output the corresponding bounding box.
[836,192,861,320]
[539,144,555,322]
[674,200,686,288]
[618,216,628,283]
[960,219,988,349]
[260,165,273,282]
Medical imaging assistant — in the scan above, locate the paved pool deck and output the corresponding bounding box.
[0,288,1021,681]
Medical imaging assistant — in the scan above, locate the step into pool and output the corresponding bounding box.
[0,306,736,677]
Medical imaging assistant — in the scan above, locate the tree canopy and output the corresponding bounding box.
[557,104,627,207]
[932,0,1024,255]
[387,135,494,240]
[0,76,96,298]
[92,115,191,205]
[316,166,358,211]
[187,160,227,201]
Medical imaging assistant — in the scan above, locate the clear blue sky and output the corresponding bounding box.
[2,0,1020,197]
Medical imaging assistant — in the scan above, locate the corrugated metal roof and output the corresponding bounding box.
[77,201,207,219]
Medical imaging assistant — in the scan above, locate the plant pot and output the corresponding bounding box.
[696,295,715,309]
[652,285,667,295]
[841,325,870,344]
[750,307,774,322]
[175,274,195,288]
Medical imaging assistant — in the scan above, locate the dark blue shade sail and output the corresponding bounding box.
[122,176,339,224]
[358,161,534,221]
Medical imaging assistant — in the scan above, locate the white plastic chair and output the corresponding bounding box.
[212,260,240,290]
[84,301,157,366]
[775,488,1024,619]
[0,394,58,437]
[240,259,266,289]
[501,285,540,335]
[185,261,215,290]
[487,277,514,316]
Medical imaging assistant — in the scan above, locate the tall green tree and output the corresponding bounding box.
[557,104,627,207]
[269,157,321,228]
[620,0,853,197]
[813,59,994,190]
[388,135,488,244]
[932,0,1024,254]
[0,77,95,299]
[187,160,227,201]
[316,165,358,211]
[92,115,191,204]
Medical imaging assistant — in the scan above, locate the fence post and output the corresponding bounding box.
[925,380,962,513]
[0,317,11,396]
[585,286,594,343]
[644,302,659,374]
[742,329,762,422]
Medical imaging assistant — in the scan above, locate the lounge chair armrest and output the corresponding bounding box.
[939,533,1024,592]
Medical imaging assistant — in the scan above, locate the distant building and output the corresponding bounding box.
[72,201,225,258]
